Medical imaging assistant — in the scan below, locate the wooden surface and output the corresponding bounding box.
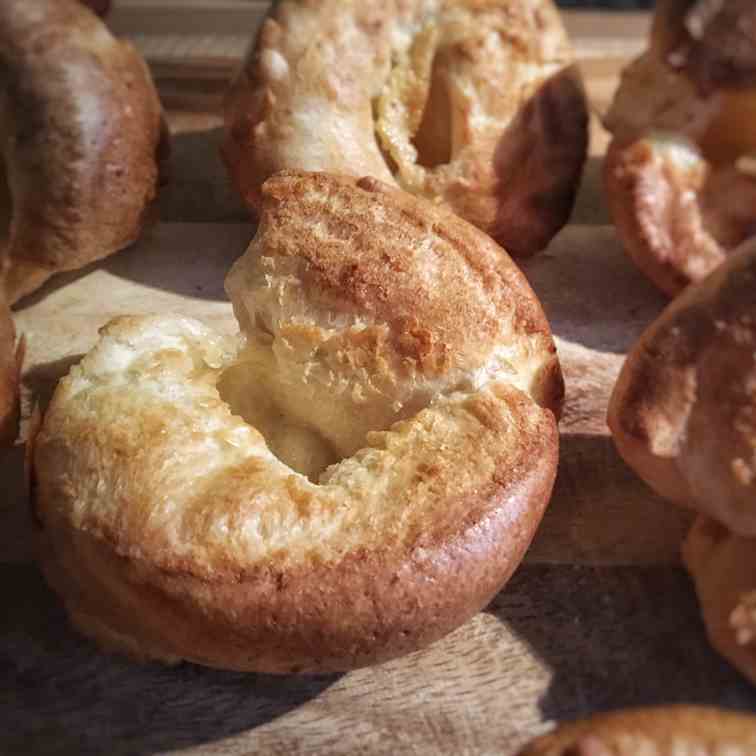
[1,3,754,755]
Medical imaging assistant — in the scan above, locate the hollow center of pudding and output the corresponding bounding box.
[373,26,455,180]
[217,341,340,482]
[412,51,453,168]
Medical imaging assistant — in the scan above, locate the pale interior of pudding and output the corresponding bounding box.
[217,339,340,482]
[216,332,550,483]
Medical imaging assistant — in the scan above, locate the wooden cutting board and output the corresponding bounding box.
[3,222,754,755]
[5,223,755,753]
[2,4,754,755]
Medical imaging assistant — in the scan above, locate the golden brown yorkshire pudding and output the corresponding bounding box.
[608,237,756,537]
[222,0,588,258]
[33,172,564,673]
[518,705,756,755]
[0,0,166,305]
[604,0,756,297]
[684,516,756,688]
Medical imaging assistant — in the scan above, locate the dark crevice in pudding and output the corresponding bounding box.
[411,50,453,169]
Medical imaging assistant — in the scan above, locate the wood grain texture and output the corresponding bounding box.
[2,562,754,755]
[160,112,248,223]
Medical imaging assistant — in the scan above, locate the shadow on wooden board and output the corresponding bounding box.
[570,156,610,226]
[487,564,756,725]
[528,432,692,566]
[0,563,339,756]
[160,127,250,225]
[520,224,667,356]
[13,223,253,315]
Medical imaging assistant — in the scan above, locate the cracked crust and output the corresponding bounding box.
[0,0,167,304]
[683,516,756,687]
[222,0,588,257]
[518,705,756,755]
[608,237,756,536]
[604,0,756,296]
[34,172,562,673]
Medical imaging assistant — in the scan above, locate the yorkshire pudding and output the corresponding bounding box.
[518,705,756,755]
[222,0,588,257]
[604,0,756,296]
[684,516,756,688]
[609,237,756,684]
[608,236,756,537]
[33,172,563,673]
[0,0,166,305]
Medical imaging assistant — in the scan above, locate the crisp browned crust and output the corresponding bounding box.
[518,705,756,755]
[222,0,588,257]
[604,0,756,296]
[684,516,756,688]
[603,134,756,297]
[0,0,167,304]
[608,237,756,536]
[38,385,557,673]
[34,172,563,673]
[604,137,718,298]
